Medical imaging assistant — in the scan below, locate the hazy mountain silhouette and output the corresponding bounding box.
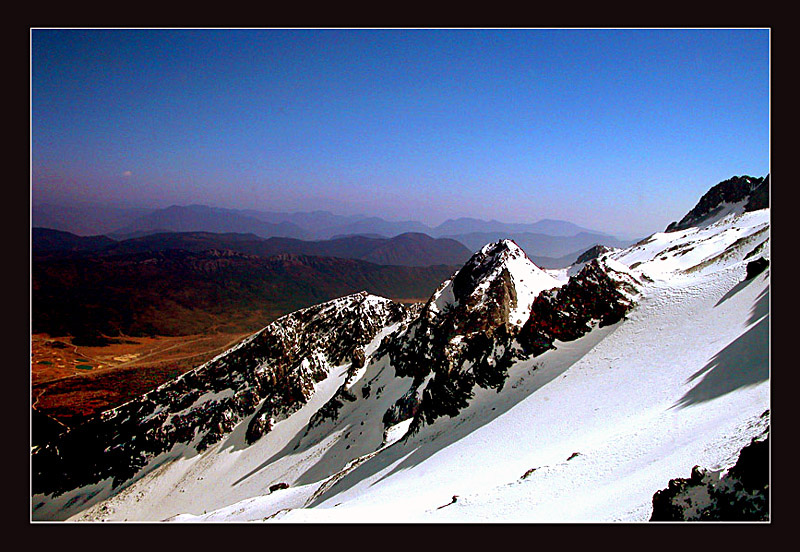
[32,202,154,236]
[35,228,471,268]
[447,231,634,260]
[110,205,309,240]
[432,217,606,237]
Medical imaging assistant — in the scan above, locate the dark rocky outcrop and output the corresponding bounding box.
[518,260,638,356]
[31,409,67,449]
[745,257,769,280]
[651,427,769,521]
[377,241,548,433]
[666,175,769,233]
[575,244,612,265]
[744,174,770,212]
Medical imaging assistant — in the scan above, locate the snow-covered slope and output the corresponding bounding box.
[31,193,770,522]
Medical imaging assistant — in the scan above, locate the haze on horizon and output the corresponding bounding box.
[31,28,770,239]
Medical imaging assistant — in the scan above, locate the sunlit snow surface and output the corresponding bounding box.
[61,209,769,523]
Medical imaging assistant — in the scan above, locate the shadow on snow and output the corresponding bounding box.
[674,286,769,409]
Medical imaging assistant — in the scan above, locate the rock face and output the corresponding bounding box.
[31,292,410,497]
[377,241,562,430]
[651,425,769,521]
[575,244,613,265]
[666,175,769,232]
[518,259,639,356]
[745,257,769,280]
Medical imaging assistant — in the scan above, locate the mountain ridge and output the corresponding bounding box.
[33,228,472,268]
[31,174,770,522]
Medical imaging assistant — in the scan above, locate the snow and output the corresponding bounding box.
[383,418,414,447]
[503,244,562,327]
[430,279,456,314]
[280,255,768,522]
[44,207,769,523]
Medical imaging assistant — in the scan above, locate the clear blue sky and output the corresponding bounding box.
[31,28,770,237]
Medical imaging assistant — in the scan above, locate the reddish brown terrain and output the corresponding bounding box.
[32,331,252,426]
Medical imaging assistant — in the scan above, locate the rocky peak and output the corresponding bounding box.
[576,244,613,265]
[666,175,769,233]
[429,239,560,332]
[379,240,564,432]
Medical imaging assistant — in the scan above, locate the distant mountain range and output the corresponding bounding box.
[445,231,632,260]
[432,217,605,238]
[108,205,310,240]
[32,202,152,236]
[33,203,633,268]
[32,228,472,268]
[33,202,618,241]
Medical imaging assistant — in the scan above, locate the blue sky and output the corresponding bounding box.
[31,28,769,237]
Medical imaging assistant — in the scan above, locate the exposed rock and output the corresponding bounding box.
[351,348,366,369]
[650,430,769,521]
[518,259,638,356]
[575,244,612,265]
[380,242,638,435]
[379,240,558,433]
[745,257,769,280]
[744,174,769,212]
[31,409,67,449]
[269,482,289,492]
[666,175,769,232]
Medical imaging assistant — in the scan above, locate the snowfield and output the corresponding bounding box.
[42,208,769,523]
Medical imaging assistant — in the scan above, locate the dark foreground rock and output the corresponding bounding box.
[650,428,769,521]
[745,257,769,280]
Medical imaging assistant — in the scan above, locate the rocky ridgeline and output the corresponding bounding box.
[32,292,409,498]
[666,174,769,233]
[575,244,613,265]
[651,416,769,521]
[378,241,639,434]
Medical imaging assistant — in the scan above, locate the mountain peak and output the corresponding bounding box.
[666,174,769,232]
[429,239,560,330]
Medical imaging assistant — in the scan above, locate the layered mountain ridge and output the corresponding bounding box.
[32,239,638,517]
[32,292,413,497]
[31,175,770,522]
